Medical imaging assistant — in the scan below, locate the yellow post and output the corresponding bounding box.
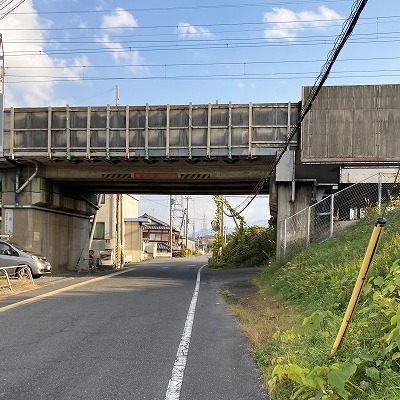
[330,217,386,357]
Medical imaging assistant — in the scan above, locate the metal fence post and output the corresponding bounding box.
[283,219,287,256]
[378,172,382,214]
[306,207,311,245]
[330,194,335,238]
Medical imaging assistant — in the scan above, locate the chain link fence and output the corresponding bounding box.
[278,173,400,257]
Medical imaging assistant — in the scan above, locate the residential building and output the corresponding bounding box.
[91,194,139,266]
[140,213,180,257]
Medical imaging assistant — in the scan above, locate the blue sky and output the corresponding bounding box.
[0,0,398,230]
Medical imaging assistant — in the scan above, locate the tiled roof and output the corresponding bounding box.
[140,213,179,233]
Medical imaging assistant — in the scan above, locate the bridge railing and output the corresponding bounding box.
[278,173,400,257]
[2,103,299,161]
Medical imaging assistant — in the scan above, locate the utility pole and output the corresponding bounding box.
[114,88,121,268]
[115,194,120,268]
[0,35,4,158]
[169,195,173,256]
[221,195,224,245]
[172,195,184,241]
[184,196,191,249]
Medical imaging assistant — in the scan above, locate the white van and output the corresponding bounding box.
[0,240,52,278]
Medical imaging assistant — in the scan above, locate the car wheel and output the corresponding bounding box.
[17,266,32,279]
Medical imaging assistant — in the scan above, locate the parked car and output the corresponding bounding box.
[0,239,52,278]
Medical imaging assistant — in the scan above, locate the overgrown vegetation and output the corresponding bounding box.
[227,207,400,399]
[209,223,276,268]
[208,195,276,268]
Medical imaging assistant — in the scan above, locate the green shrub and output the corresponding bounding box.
[208,224,276,269]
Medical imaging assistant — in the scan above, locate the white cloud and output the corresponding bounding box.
[264,6,342,41]
[97,35,146,74]
[0,0,90,107]
[97,8,145,74]
[100,7,138,31]
[177,22,213,39]
[237,81,256,90]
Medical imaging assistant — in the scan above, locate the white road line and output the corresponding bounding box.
[165,264,206,400]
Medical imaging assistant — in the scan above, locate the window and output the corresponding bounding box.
[149,232,162,241]
[0,242,14,255]
[93,222,105,239]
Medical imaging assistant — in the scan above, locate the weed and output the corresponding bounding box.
[225,207,400,399]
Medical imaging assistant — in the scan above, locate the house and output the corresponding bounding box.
[140,213,180,257]
[91,194,139,266]
[91,198,182,265]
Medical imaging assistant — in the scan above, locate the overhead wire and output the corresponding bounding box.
[0,0,25,20]
[6,0,352,15]
[5,33,399,58]
[5,69,400,84]
[4,29,399,47]
[1,13,399,32]
[230,0,370,215]
[5,54,400,71]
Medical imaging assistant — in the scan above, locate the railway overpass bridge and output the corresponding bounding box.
[0,84,399,270]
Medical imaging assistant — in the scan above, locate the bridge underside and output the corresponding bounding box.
[9,156,273,195]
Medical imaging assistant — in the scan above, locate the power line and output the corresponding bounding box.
[5,71,400,85]
[2,15,400,43]
[0,0,26,20]
[4,29,400,47]
[5,34,400,58]
[5,55,400,71]
[0,1,355,16]
[231,0,370,215]
[5,67,400,82]
[1,14,399,32]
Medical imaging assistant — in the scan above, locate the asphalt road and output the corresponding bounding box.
[0,256,269,400]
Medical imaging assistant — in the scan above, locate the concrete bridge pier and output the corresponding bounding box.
[271,178,315,258]
[0,164,97,272]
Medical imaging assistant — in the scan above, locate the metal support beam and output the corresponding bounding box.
[166,104,170,158]
[188,103,192,160]
[207,103,211,158]
[106,104,110,160]
[47,107,52,159]
[145,103,149,160]
[125,105,130,159]
[248,102,253,157]
[228,102,232,158]
[86,106,91,159]
[66,105,71,160]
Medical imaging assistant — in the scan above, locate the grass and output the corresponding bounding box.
[222,288,299,350]
[224,207,400,399]
[0,277,38,298]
